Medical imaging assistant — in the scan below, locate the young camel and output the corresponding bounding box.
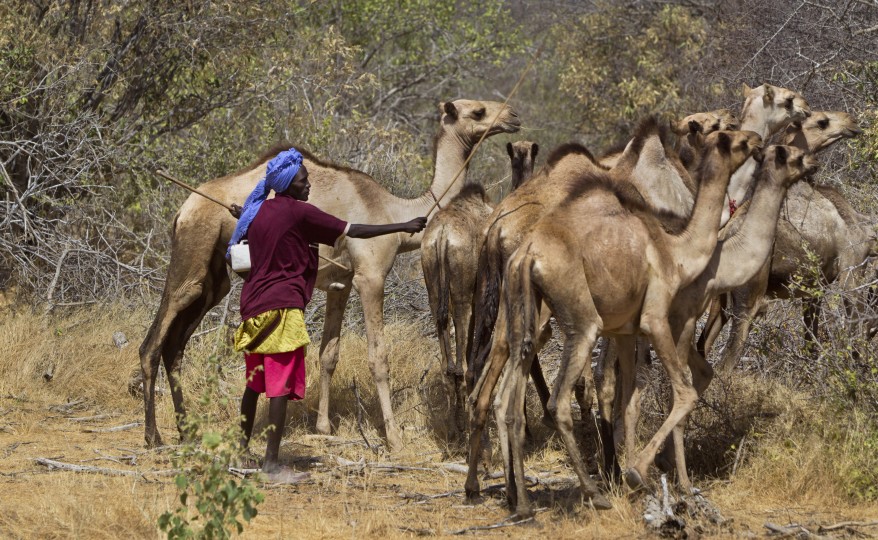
[491,130,762,516]
[420,141,538,440]
[630,145,818,491]
[138,99,520,449]
[698,111,870,371]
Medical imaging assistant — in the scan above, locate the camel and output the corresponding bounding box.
[464,120,705,492]
[674,109,740,174]
[617,144,818,491]
[507,140,540,192]
[138,98,520,449]
[420,141,539,440]
[487,129,762,516]
[697,111,871,372]
[591,88,811,466]
[721,84,810,227]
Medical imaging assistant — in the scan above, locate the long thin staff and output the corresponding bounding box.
[416,40,545,227]
[156,169,350,271]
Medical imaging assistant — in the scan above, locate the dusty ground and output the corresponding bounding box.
[0,307,876,539]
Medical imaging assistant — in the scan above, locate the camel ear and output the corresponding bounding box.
[688,120,703,134]
[507,142,514,159]
[774,145,789,166]
[443,101,459,120]
[531,143,539,160]
[717,132,732,154]
[786,121,803,134]
[762,83,775,104]
[742,83,753,96]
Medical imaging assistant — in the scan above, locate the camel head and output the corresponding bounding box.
[704,129,763,172]
[439,99,521,146]
[506,140,539,190]
[782,110,862,154]
[760,144,819,189]
[741,83,811,134]
[674,109,741,137]
[714,109,741,131]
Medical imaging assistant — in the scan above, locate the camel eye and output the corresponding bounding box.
[472,108,486,119]
[785,97,794,108]
[817,118,830,129]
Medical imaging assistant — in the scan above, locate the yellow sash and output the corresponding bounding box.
[233,308,310,354]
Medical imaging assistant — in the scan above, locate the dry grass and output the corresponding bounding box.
[1,304,877,539]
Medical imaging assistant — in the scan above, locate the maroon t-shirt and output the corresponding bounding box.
[239,195,348,320]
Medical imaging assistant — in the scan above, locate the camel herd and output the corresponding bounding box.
[140,85,876,516]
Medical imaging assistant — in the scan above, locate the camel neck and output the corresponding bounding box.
[390,131,473,251]
[716,170,788,289]
[672,153,734,286]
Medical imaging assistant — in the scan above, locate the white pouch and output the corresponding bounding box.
[230,240,251,272]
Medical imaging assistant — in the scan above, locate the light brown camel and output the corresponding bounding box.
[721,84,810,227]
[420,141,538,440]
[674,109,740,174]
[698,111,870,372]
[489,130,762,516]
[138,99,520,449]
[619,144,818,491]
[592,88,811,467]
[465,120,699,491]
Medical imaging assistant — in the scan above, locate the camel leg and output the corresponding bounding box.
[627,317,698,489]
[494,348,521,511]
[696,294,727,358]
[424,250,461,439]
[530,310,554,425]
[615,336,639,464]
[465,306,511,499]
[354,272,403,452]
[451,290,473,439]
[140,279,209,447]
[316,284,352,436]
[658,318,714,491]
[594,336,620,479]
[548,327,612,511]
[717,263,770,373]
[162,266,230,440]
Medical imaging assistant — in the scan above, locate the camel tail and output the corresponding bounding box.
[505,243,538,364]
[435,230,451,334]
[140,213,183,357]
[467,232,504,388]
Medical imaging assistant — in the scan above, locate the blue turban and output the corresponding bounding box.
[227,147,304,258]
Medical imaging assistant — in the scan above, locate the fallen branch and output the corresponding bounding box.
[448,516,534,535]
[35,457,139,477]
[818,520,878,533]
[83,422,141,433]
[67,414,115,422]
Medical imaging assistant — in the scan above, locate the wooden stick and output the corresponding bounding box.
[156,169,234,211]
[156,169,351,272]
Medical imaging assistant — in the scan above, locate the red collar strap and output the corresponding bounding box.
[729,198,738,217]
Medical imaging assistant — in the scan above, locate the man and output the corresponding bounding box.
[228,148,426,483]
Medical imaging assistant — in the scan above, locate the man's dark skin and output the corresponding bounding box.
[233,164,426,483]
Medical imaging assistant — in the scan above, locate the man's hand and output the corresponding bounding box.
[229,204,243,219]
[401,216,428,233]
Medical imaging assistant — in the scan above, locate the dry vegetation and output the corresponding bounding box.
[1,288,876,539]
[3,1,878,538]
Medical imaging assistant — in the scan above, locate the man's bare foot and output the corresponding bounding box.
[263,467,311,485]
